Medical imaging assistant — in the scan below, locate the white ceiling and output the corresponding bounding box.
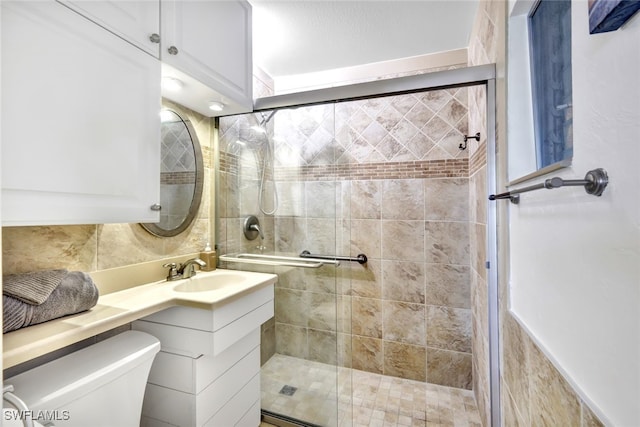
[249,0,480,77]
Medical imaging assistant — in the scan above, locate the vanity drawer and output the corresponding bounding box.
[147,328,259,394]
[142,346,260,427]
[133,299,272,357]
[204,374,260,427]
[234,400,261,427]
[141,284,274,331]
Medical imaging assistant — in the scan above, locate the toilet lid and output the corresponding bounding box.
[2,408,45,427]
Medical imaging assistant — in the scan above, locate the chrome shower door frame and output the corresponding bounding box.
[252,64,501,427]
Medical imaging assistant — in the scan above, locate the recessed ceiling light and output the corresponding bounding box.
[209,101,225,112]
[162,77,183,91]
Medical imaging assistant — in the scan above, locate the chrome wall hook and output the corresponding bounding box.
[459,132,481,150]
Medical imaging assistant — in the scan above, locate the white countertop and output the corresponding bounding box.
[3,268,277,369]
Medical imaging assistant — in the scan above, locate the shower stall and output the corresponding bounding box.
[216,65,498,427]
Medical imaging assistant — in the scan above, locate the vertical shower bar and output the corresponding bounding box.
[486,77,501,427]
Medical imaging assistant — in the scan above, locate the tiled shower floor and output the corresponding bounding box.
[261,354,481,427]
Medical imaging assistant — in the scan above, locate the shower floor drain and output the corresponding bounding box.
[279,385,298,396]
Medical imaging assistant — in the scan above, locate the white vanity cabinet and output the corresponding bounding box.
[52,0,253,118]
[133,284,274,427]
[1,1,161,226]
[160,0,253,116]
[56,1,161,57]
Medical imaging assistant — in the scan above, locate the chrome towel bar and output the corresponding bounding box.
[219,253,340,268]
[300,250,368,265]
[489,168,609,204]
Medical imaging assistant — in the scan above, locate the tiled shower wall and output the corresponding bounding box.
[219,87,477,389]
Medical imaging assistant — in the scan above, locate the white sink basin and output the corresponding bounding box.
[173,271,249,293]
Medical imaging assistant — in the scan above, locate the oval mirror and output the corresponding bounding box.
[141,109,204,237]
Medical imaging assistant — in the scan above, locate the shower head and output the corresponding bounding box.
[259,111,277,126]
[250,110,277,137]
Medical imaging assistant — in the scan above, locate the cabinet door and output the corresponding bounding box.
[56,0,160,57]
[1,1,161,226]
[161,0,252,109]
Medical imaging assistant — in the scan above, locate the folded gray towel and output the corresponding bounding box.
[3,269,68,305]
[3,271,99,333]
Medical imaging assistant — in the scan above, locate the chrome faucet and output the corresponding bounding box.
[163,258,206,281]
[177,258,206,279]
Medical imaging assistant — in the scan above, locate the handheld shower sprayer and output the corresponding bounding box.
[253,111,279,215]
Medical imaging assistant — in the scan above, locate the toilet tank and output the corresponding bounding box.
[4,330,160,427]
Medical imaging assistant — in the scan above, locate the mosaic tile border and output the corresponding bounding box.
[219,151,468,181]
[469,142,487,177]
[160,171,196,185]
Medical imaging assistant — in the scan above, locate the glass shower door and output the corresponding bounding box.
[217,104,350,426]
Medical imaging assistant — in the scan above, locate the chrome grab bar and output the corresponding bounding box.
[489,168,608,204]
[219,253,340,268]
[300,250,368,265]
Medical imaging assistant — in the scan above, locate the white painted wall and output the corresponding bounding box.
[509,1,640,426]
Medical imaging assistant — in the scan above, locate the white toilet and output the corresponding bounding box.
[3,330,160,427]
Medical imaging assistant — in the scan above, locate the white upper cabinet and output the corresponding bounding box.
[56,1,161,57]
[1,1,161,226]
[160,0,253,116]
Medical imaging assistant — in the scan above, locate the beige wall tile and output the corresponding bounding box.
[306,218,337,254]
[426,306,471,353]
[470,167,487,225]
[276,323,308,359]
[502,314,531,425]
[261,319,276,366]
[309,292,337,331]
[581,402,605,427]
[337,295,352,334]
[352,335,383,374]
[274,217,307,253]
[384,341,426,382]
[383,301,426,346]
[425,178,470,221]
[382,260,426,304]
[425,263,470,309]
[352,297,383,339]
[381,179,425,220]
[469,222,487,281]
[276,266,308,291]
[300,265,337,294]
[350,219,382,260]
[274,181,306,217]
[529,340,581,426]
[502,385,527,427]
[275,288,309,327]
[426,348,472,389]
[382,220,425,262]
[3,225,97,274]
[425,221,470,265]
[308,329,337,365]
[306,181,337,218]
[337,332,352,368]
[97,224,162,269]
[350,259,382,299]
